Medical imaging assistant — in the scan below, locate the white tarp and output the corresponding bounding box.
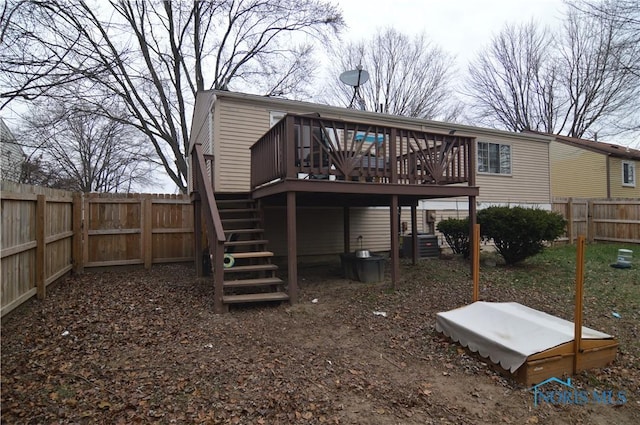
[435,302,613,372]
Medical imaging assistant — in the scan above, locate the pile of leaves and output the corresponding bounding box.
[2,246,639,424]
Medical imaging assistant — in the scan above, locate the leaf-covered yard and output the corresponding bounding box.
[2,244,639,424]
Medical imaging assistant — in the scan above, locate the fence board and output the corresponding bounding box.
[553,198,640,244]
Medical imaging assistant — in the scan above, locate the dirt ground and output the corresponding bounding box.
[2,259,638,424]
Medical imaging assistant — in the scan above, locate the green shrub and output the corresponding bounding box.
[478,206,566,265]
[436,217,470,258]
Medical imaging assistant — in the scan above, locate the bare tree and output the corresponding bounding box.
[571,0,640,77]
[321,28,460,121]
[569,0,640,137]
[465,22,558,133]
[19,98,158,193]
[0,0,344,192]
[557,7,639,137]
[466,6,640,139]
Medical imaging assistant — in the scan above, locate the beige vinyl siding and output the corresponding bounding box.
[550,142,607,197]
[398,208,431,234]
[188,92,214,192]
[264,207,392,256]
[475,135,551,204]
[216,101,273,192]
[190,92,211,152]
[215,97,367,192]
[609,157,640,198]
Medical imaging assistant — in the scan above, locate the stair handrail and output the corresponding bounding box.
[192,143,226,312]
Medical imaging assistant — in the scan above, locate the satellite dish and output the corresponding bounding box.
[339,69,369,87]
[339,65,369,110]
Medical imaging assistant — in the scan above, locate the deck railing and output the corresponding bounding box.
[250,114,474,189]
[191,143,226,313]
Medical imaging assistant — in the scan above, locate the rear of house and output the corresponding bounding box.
[190,90,552,259]
[420,130,552,230]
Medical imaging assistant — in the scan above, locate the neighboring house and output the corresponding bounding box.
[0,118,24,183]
[188,90,552,311]
[548,134,640,198]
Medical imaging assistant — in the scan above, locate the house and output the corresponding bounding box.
[188,90,552,312]
[0,118,24,183]
[548,134,640,198]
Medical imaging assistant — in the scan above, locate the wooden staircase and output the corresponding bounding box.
[216,194,289,308]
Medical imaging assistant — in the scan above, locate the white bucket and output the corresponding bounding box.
[616,249,633,267]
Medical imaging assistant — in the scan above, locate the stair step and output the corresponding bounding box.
[224,277,284,288]
[227,251,273,259]
[224,228,264,234]
[223,292,289,304]
[216,199,253,205]
[225,239,268,247]
[223,264,278,273]
[221,218,260,223]
[218,208,257,214]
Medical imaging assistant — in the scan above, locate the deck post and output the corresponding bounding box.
[389,128,397,184]
[213,239,225,314]
[285,116,296,180]
[193,195,203,277]
[287,191,298,303]
[411,204,418,265]
[390,195,400,289]
[343,207,350,253]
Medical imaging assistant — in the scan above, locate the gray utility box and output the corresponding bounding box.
[402,234,439,258]
[340,253,385,283]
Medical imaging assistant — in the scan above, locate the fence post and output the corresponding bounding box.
[143,194,153,269]
[587,200,595,242]
[83,195,90,267]
[72,193,84,274]
[567,198,574,244]
[36,194,46,300]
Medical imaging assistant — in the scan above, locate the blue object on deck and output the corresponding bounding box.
[355,133,384,143]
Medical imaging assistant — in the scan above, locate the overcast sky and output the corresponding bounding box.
[334,0,566,68]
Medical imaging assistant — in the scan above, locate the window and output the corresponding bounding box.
[622,161,636,187]
[477,142,511,174]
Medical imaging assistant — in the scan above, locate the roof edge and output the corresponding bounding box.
[204,90,553,144]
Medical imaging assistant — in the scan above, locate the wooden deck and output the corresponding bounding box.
[192,113,481,313]
[250,114,478,205]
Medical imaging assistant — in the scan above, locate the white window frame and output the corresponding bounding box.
[477,141,512,175]
[622,161,636,187]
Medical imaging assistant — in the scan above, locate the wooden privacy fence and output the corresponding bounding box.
[552,198,640,244]
[1,183,195,317]
[83,193,193,269]
[1,184,76,317]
